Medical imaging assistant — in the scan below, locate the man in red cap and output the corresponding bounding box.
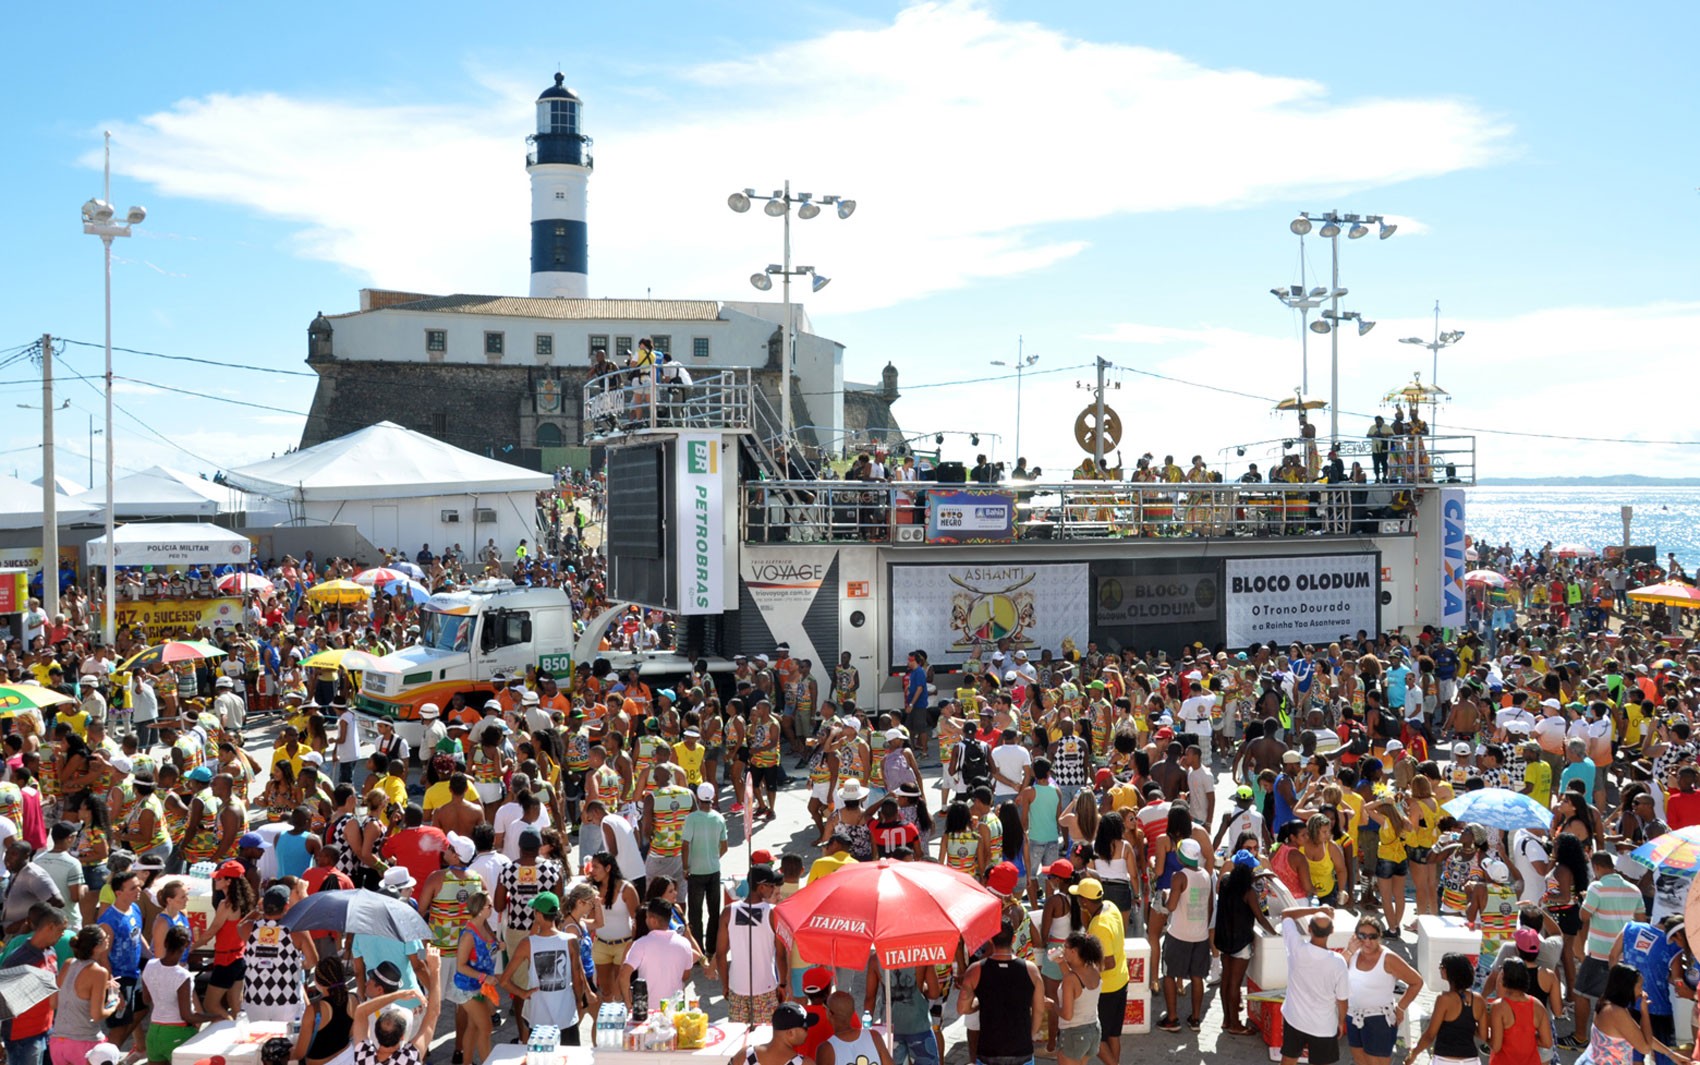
[797,966,837,1061]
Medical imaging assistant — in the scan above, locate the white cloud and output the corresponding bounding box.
[98,1,1508,314]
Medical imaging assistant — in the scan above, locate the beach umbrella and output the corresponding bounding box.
[391,561,427,580]
[380,577,431,605]
[1629,582,1700,608]
[1464,569,1506,589]
[119,640,227,672]
[0,683,76,717]
[1554,543,1596,559]
[773,858,1003,970]
[216,572,273,596]
[353,567,413,587]
[0,966,58,1019]
[300,648,385,672]
[306,579,371,605]
[1654,658,1681,672]
[281,888,430,942]
[1442,788,1553,832]
[1630,826,1700,875]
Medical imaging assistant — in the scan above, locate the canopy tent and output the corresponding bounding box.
[83,523,252,567]
[223,421,553,502]
[31,474,86,497]
[72,465,229,518]
[223,421,553,555]
[0,474,99,531]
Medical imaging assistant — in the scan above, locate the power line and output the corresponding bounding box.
[57,338,317,377]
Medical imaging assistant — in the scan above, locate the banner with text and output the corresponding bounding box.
[674,434,725,615]
[1439,487,1467,631]
[890,562,1089,660]
[1095,571,1221,626]
[740,546,836,670]
[113,597,244,639]
[926,490,1016,544]
[1224,554,1378,647]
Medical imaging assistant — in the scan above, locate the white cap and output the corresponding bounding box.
[1541,697,1561,710]
[419,703,441,720]
[1385,740,1405,752]
[86,1046,123,1065]
[301,751,325,766]
[1483,857,1511,884]
[1003,670,1018,682]
[110,755,133,776]
[696,783,716,801]
[991,651,1005,661]
[1452,742,1471,756]
[215,676,234,688]
[483,699,502,712]
[884,728,905,744]
[447,832,476,863]
[1013,650,1028,660]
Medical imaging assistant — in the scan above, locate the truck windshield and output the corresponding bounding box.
[420,611,472,652]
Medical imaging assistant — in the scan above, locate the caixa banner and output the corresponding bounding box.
[1223,553,1379,647]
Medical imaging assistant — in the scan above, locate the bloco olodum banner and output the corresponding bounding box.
[1223,553,1378,647]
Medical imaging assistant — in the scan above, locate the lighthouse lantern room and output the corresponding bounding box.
[528,72,592,298]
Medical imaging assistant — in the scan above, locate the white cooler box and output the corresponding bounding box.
[1415,915,1482,989]
[1124,937,1152,990]
[1248,920,1355,990]
[1122,987,1152,1034]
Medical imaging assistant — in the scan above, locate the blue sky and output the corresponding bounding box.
[3,0,1697,487]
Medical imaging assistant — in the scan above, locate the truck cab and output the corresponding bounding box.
[356,580,575,746]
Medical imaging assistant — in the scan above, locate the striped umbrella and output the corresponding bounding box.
[1630,826,1700,874]
[216,572,273,596]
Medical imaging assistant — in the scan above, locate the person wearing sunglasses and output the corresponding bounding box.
[1342,916,1424,1065]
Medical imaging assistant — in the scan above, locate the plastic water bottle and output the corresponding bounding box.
[235,1010,251,1041]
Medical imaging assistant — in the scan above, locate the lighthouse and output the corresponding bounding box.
[527,73,592,298]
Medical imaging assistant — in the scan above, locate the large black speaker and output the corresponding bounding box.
[934,461,967,484]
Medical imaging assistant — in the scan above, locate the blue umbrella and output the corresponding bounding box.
[381,576,431,604]
[281,888,430,942]
[1442,788,1552,832]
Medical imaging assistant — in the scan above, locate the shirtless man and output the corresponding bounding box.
[1235,715,1289,789]
[430,771,485,837]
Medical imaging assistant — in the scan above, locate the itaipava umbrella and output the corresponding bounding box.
[1464,569,1506,589]
[773,858,1003,970]
[0,683,76,716]
[216,572,273,596]
[281,888,431,942]
[1630,825,1700,875]
[1629,583,1700,608]
[306,579,371,606]
[1442,788,1554,832]
[0,966,58,1019]
[353,567,413,587]
[119,640,228,672]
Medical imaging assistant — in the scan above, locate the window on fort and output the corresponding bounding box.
[692,337,710,359]
[615,336,634,359]
[555,191,565,200]
[537,423,563,448]
[651,335,671,355]
[588,334,609,359]
[425,330,446,354]
[485,332,504,356]
[536,334,553,357]
[431,412,447,435]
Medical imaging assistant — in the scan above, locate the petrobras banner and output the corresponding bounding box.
[1439,487,1467,631]
[890,562,1089,661]
[674,434,724,615]
[926,489,1015,543]
[1095,571,1220,626]
[1224,554,1378,647]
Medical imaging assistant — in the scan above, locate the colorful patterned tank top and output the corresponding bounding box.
[183,791,224,862]
[162,796,190,849]
[750,722,779,769]
[648,785,692,858]
[944,830,979,874]
[77,825,109,865]
[128,794,170,851]
[427,868,481,950]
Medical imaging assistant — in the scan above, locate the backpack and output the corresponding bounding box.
[957,738,991,789]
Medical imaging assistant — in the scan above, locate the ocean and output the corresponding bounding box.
[1465,486,1700,571]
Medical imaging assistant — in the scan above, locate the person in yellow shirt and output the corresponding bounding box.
[59,704,91,740]
[806,829,859,884]
[374,755,409,827]
[673,730,707,787]
[1518,740,1552,808]
[1073,877,1129,1063]
[421,754,458,814]
[270,724,308,778]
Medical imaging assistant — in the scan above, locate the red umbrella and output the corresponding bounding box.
[353,567,412,587]
[217,572,273,596]
[773,858,1003,969]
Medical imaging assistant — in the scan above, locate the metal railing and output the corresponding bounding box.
[1217,433,1477,486]
[582,367,753,439]
[742,480,1433,544]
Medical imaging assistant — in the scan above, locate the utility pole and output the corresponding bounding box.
[1093,356,1109,471]
[39,336,59,619]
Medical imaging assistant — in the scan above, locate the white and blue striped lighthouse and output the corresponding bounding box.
[527,73,592,298]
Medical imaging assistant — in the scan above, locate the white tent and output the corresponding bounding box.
[32,474,87,497]
[0,474,99,531]
[223,421,552,554]
[83,523,252,567]
[73,466,229,518]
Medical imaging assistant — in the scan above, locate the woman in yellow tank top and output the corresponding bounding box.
[1372,793,1411,935]
[1299,814,1346,905]
[1405,776,1443,923]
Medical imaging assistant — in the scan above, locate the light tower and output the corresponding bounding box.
[527,73,592,298]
